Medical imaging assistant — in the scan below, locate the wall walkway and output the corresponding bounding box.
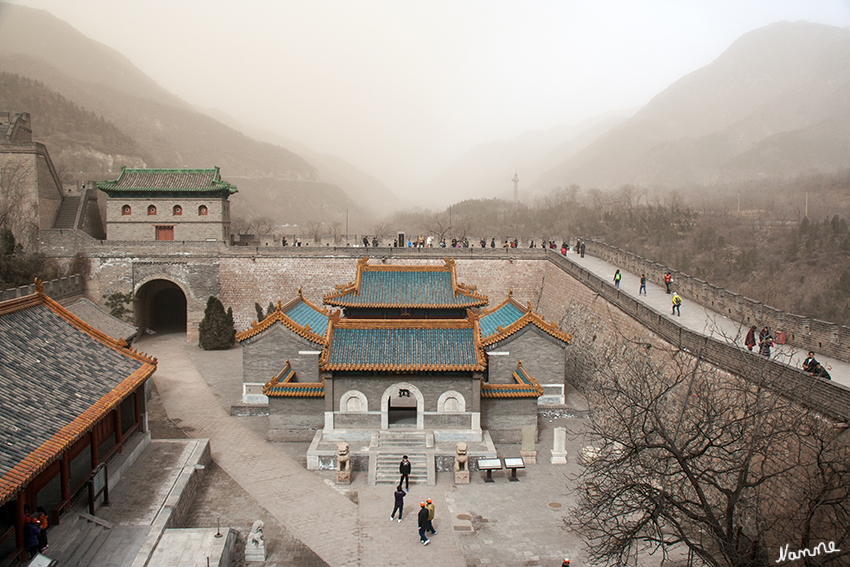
[584,239,850,363]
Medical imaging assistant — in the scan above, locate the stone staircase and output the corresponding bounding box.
[369,431,434,486]
[46,511,112,566]
[53,196,81,229]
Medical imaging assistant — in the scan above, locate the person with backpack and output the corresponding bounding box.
[613,269,621,287]
[672,292,682,316]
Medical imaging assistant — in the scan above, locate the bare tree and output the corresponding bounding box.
[568,340,850,567]
[301,220,325,243]
[371,221,391,242]
[230,215,254,236]
[424,213,452,242]
[328,220,343,244]
[253,216,276,236]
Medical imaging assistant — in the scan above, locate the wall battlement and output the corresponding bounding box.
[584,239,850,364]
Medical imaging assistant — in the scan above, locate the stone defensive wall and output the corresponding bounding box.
[39,233,850,423]
[0,274,84,302]
[584,238,850,364]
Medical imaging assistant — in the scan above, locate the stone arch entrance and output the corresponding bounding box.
[135,278,188,334]
[381,383,424,430]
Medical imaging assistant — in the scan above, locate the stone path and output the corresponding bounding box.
[142,333,469,567]
[567,251,850,387]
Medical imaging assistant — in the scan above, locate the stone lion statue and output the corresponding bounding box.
[248,520,265,547]
[454,442,469,472]
[337,442,351,472]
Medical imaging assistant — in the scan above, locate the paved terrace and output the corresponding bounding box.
[140,332,607,567]
[564,249,850,388]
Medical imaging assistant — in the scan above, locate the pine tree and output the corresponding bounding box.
[199,296,236,350]
[267,302,275,318]
[254,302,264,322]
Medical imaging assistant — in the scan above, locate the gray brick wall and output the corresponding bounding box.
[486,326,567,386]
[481,398,537,443]
[106,197,230,242]
[241,323,322,385]
[268,397,324,442]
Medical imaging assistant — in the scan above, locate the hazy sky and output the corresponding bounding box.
[9,0,850,190]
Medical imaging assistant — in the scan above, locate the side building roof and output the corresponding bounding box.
[323,257,488,310]
[320,315,487,372]
[479,293,572,347]
[96,166,237,198]
[0,281,157,506]
[236,291,330,346]
[481,361,544,398]
[262,360,324,398]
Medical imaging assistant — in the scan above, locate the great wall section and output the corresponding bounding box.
[37,231,850,424]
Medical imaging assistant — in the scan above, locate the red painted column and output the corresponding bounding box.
[60,451,70,511]
[114,406,123,453]
[90,429,99,469]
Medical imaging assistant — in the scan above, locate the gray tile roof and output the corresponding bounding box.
[66,298,138,343]
[0,303,147,485]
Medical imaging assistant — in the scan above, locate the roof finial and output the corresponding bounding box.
[277,300,282,310]
[298,287,302,297]
[508,289,513,297]
[34,278,43,295]
[517,360,523,367]
[526,300,532,313]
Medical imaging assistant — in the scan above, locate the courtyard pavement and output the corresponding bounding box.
[565,250,850,387]
[138,332,596,567]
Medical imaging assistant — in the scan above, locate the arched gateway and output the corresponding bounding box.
[134,278,187,334]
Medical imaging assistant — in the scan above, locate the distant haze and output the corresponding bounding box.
[5,0,850,195]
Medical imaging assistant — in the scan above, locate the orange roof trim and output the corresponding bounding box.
[236,296,331,344]
[322,256,488,307]
[481,300,572,346]
[0,281,157,506]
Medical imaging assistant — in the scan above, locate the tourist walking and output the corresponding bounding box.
[759,335,773,358]
[24,517,40,558]
[390,485,405,522]
[813,363,832,380]
[803,351,819,374]
[639,274,647,295]
[613,269,621,287]
[36,506,49,552]
[759,326,771,345]
[399,455,411,490]
[425,498,437,534]
[664,272,672,294]
[672,292,682,316]
[580,241,586,257]
[418,502,431,545]
[745,325,757,351]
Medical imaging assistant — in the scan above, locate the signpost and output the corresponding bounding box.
[477,458,502,483]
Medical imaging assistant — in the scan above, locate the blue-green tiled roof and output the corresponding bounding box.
[325,326,483,371]
[326,271,486,308]
[479,301,525,338]
[285,301,328,335]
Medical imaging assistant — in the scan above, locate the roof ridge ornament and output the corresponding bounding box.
[34,278,43,295]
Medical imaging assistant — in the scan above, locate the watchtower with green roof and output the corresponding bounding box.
[97,166,237,242]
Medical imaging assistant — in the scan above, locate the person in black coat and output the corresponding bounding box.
[803,351,819,374]
[24,517,41,558]
[399,455,411,490]
[390,485,405,522]
[418,502,431,545]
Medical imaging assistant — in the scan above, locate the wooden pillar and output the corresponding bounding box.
[90,428,98,469]
[134,388,141,425]
[15,491,24,556]
[60,451,70,511]
[114,406,123,453]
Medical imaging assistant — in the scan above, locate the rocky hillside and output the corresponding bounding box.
[0,3,390,225]
[530,21,850,192]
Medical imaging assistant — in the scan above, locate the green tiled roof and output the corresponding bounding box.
[479,301,524,338]
[326,271,486,309]
[263,361,324,397]
[97,166,237,196]
[323,322,485,372]
[285,300,329,336]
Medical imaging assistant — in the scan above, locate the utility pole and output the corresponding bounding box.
[805,191,808,218]
[345,209,349,245]
[512,170,519,207]
[737,190,740,215]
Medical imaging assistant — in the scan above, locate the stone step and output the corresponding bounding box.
[55,523,110,566]
[53,196,81,229]
[374,452,428,484]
